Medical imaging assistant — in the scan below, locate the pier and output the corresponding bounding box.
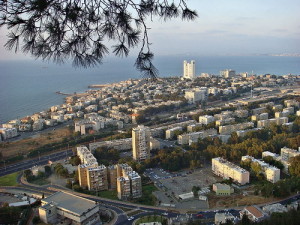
[55,91,74,96]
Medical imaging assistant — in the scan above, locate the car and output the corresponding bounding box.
[128,216,134,221]
[162,212,168,216]
[196,214,203,218]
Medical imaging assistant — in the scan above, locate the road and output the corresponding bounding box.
[0,149,73,177]
[3,175,300,225]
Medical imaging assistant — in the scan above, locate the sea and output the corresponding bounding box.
[1,55,300,124]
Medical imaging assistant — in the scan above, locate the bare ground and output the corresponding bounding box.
[0,127,73,158]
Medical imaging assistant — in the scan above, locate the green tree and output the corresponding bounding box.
[44,165,52,176]
[24,169,34,181]
[69,155,81,166]
[289,155,300,177]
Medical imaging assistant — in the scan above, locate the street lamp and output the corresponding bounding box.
[3,160,6,171]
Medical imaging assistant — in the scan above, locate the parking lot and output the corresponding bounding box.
[144,167,222,210]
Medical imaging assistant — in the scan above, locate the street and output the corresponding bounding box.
[0,149,73,177]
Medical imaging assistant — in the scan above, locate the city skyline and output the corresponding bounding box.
[0,0,299,61]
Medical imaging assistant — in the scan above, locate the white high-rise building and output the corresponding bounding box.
[183,60,195,79]
[220,69,236,78]
[132,125,151,161]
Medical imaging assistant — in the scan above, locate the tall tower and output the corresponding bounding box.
[132,125,151,161]
[183,60,195,79]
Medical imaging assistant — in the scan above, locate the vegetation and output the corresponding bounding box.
[27,131,114,158]
[24,165,53,185]
[0,172,19,186]
[132,184,158,206]
[0,0,197,78]
[54,163,69,178]
[289,155,300,177]
[94,147,120,166]
[136,215,168,225]
[69,155,81,166]
[0,206,23,224]
[253,177,300,198]
[97,190,118,200]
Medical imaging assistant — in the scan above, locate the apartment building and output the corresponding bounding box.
[234,109,249,118]
[183,60,195,79]
[219,122,254,135]
[284,100,300,108]
[236,128,261,138]
[78,163,97,189]
[281,147,300,161]
[273,104,283,111]
[89,138,132,152]
[251,113,268,121]
[117,176,131,200]
[241,155,280,183]
[116,164,142,200]
[178,129,217,145]
[215,118,235,126]
[75,119,104,135]
[252,107,266,115]
[87,165,108,191]
[185,88,207,103]
[77,147,142,198]
[220,69,236,78]
[199,115,215,125]
[212,157,250,185]
[187,123,202,132]
[77,146,98,165]
[166,127,182,139]
[132,125,151,161]
[262,147,300,174]
[107,165,118,190]
[0,127,18,140]
[257,117,288,128]
[126,171,142,198]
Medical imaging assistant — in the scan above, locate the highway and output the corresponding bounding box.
[0,149,73,177]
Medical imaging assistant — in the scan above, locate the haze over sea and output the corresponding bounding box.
[1,55,300,124]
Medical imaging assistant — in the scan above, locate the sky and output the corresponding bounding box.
[0,0,299,60]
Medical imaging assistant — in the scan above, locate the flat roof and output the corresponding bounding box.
[42,192,97,216]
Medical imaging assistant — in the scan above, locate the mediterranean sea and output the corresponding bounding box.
[1,55,300,124]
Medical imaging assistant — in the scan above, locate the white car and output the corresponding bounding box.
[128,216,134,221]
[162,212,168,216]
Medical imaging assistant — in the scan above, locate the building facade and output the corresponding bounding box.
[39,192,101,225]
[183,60,195,79]
[212,157,250,185]
[132,125,151,161]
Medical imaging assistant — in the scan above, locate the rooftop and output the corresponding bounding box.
[42,192,98,216]
[245,206,264,219]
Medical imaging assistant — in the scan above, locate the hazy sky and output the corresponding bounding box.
[0,0,299,60]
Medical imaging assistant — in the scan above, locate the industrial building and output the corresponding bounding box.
[39,191,101,225]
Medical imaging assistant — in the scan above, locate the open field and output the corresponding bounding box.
[0,127,73,158]
[97,190,118,200]
[208,193,278,208]
[0,172,19,186]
